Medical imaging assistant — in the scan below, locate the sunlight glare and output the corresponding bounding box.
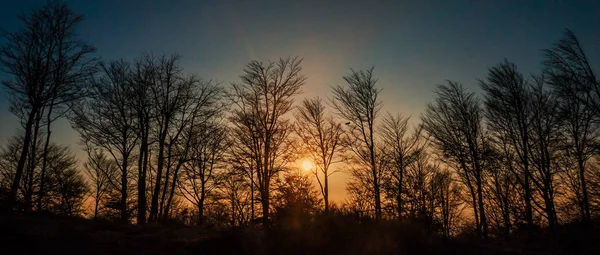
[301,160,314,172]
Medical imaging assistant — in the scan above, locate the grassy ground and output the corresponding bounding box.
[1,215,597,254]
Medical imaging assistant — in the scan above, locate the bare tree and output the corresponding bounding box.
[0,1,96,211]
[44,144,88,216]
[147,54,206,221]
[228,57,305,225]
[294,97,342,212]
[421,81,488,238]
[71,60,138,222]
[83,147,117,219]
[130,54,157,224]
[544,29,599,222]
[528,76,560,227]
[480,60,535,231]
[331,67,383,220]
[543,29,599,116]
[379,113,423,219]
[218,168,253,226]
[156,79,224,221]
[179,118,229,224]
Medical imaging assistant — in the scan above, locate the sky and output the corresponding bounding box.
[1,0,600,202]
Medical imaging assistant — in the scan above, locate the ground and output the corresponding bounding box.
[1,215,598,254]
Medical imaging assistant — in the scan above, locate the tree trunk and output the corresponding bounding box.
[37,101,54,212]
[163,163,181,221]
[476,173,488,239]
[324,169,329,213]
[7,108,34,210]
[198,198,205,225]
[397,165,404,220]
[120,150,129,222]
[159,144,174,219]
[261,189,270,226]
[149,130,167,221]
[94,192,100,219]
[24,111,43,212]
[137,127,148,224]
[577,154,591,221]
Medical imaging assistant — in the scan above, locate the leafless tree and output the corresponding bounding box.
[71,60,138,222]
[528,76,560,227]
[543,29,599,116]
[0,135,87,216]
[218,168,253,226]
[294,97,342,212]
[179,119,229,225]
[421,81,488,238]
[331,67,383,220]
[44,144,88,216]
[130,54,157,224]
[228,57,305,225]
[544,29,599,222]
[480,60,535,231]
[161,79,224,221]
[379,113,423,219]
[83,147,117,219]
[147,54,210,221]
[0,1,97,211]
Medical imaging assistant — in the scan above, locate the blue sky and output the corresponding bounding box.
[1,0,600,201]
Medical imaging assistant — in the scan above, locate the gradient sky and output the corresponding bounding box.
[1,0,600,202]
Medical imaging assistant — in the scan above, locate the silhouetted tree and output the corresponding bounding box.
[544,29,599,222]
[0,0,96,211]
[71,60,138,222]
[228,57,305,225]
[422,81,488,238]
[44,144,88,216]
[294,97,342,212]
[331,67,383,220]
[83,146,117,219]
[146,54,212,222]
[528,76,560,227]
[379,113,423,220]
[179,119,229,225]
[161,79,224,221]
[480,60,535,231]
[0,135,87,216]
[272,170,322,229]
[130,53,156,224]
[543,29,599,116]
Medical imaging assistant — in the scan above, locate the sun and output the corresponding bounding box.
[301,160,314,172]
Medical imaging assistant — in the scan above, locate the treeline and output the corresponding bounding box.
[1,1,600,240]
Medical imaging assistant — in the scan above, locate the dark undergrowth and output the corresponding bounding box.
[0,214,598,255]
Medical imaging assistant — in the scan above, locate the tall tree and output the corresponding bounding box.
[294,97,342,212]
[71,60,138,222]
[83,147,116,219]
[147,54,203,221]
[179,121,228,225]
[228,57,305,225]
[528,76,560,227]
[0,1,96,211]
[543,29,598,222]
[331,67,383,220]
[130,54,157,224]
[480,60,534,231]
[380,113,423,219]
[422,81,488,238]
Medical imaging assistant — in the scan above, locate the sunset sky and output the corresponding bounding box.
[1,0,600,202]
